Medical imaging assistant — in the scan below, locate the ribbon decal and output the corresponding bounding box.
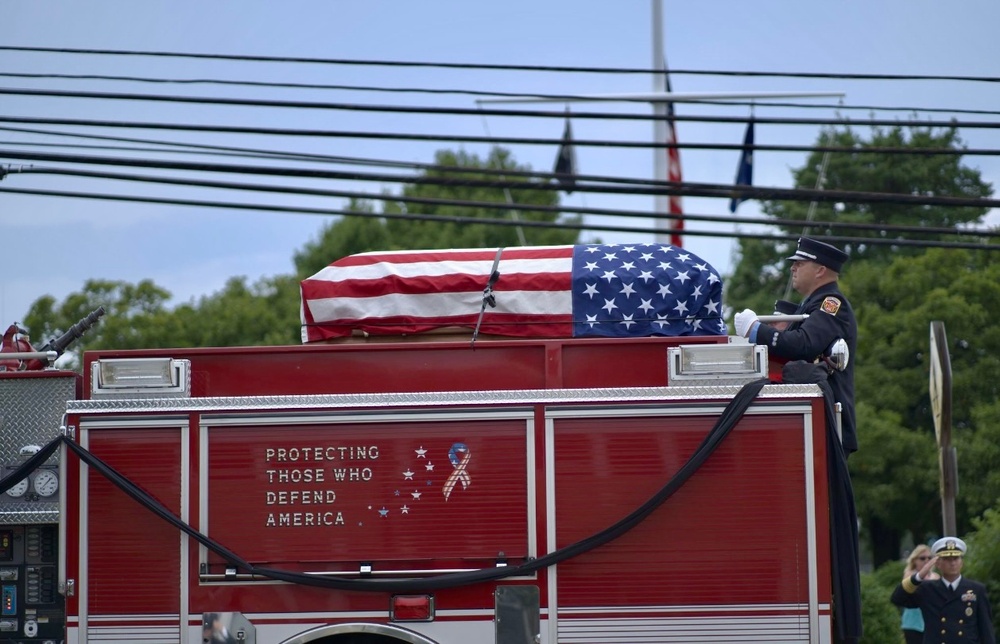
[442,443,471,501]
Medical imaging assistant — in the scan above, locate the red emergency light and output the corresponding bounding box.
[390,594,434,622]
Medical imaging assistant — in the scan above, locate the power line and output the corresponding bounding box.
[3,185,996,252]
[4,125,992,203]
[6,88,1000,131]
[0,125,434,170]
[1,117,996,157]
[5,72,998,117]
[18,164,1000,239]
[4,149,999,209]
[0,139,307,164]
[3,46,999,83]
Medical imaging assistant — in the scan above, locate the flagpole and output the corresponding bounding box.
[652,0,670,244]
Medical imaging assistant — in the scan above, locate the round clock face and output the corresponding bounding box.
[5,477,29,498]
[31,470,59,497]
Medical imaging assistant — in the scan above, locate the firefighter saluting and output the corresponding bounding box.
[892,537,996,644]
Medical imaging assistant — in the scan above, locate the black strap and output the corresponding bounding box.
[471,247,503,348]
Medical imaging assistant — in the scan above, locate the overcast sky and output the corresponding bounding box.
[3,1,999,330]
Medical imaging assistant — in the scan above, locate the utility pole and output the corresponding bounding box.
[929,320,957,536]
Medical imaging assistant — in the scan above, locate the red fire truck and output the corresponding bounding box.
[1,244,860,644]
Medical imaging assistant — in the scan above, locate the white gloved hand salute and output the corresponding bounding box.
[734,309,759,338]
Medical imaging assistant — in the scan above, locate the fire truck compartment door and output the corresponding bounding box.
[200,408,534,573]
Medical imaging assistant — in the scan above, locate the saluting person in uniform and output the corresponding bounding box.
[734,237,858,453]
[891,537,996,644]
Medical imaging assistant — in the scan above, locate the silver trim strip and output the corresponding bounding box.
[68,385,822,414]
[180,423,190,644]
[79,427,89,644]
[804,409,819,641]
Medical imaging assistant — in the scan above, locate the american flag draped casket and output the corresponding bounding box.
[300,243,727,343]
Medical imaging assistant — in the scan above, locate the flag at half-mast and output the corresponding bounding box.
[729,118,755,213]
[664,62,684,247]
[553,113,578,193]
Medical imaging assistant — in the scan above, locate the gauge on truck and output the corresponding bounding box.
[31,469,59,497]
[4,477,28,498]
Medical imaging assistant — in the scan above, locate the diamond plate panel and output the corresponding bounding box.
[0,374,77,524]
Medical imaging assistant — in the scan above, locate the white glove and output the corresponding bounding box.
[734,308,759,338]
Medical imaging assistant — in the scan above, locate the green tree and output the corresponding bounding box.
[852,402,939,564]
[841,247,1000,565]
[965,505,1000,629]
[22,279,174,362]
[860,565,906,643]
[726,124,992,313]
[293,198,389,279]
[21,274,303,364]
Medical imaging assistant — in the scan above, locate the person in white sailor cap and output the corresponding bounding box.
[892,536,995,643]
[733,237,858,453]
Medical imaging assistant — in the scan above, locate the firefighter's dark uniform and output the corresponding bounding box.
[753,282,857,452]
[892,538,996,644]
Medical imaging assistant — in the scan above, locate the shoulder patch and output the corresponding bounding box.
[820,296,842,316]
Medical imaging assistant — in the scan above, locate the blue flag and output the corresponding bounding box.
[553,116,578,194]
[729,119,754,213]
